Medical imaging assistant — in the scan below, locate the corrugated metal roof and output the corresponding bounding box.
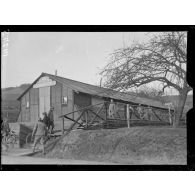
[43,73,168,109]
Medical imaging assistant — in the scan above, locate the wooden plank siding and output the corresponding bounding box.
[51,81,62,122]
[30,88,39,122]
[21,92,30,122]
[61,85,74,119]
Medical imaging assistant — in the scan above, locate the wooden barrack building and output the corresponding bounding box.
[16,72,172,130]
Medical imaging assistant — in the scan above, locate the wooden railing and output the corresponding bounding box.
[59,101,173,134]
[59,102,107,134]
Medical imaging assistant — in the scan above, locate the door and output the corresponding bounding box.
[39,86,50,118]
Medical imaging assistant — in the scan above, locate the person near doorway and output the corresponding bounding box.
[43,112,48,126]
[42,112,50,135]
[108,99,116,119]
[48,107,54,134]
[32,117,47,155]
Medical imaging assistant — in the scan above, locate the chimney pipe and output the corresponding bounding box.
[55,70,57,76]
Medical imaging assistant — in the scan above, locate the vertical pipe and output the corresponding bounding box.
[62,117,64,135]
[127,104,130,128]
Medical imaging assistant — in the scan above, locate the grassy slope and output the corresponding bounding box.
[41,126,186,165]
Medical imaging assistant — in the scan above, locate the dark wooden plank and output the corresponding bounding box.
[67,110,85,131]
[63,115,84,127]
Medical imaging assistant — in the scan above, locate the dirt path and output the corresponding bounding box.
[1,145,116,164]
[1,155,116,165]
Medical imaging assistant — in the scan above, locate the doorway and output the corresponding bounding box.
[39,86,50,118]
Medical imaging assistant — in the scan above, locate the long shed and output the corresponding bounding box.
[17,72,171,130]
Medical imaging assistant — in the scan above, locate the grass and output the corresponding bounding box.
[36,126,186,165]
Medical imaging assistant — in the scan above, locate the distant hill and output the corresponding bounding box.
[1,83,31,122]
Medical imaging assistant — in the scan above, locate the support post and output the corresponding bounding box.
[85,110,88,129]
[62,117,65,135]
[105,102,107,121]
[127,104,130,128]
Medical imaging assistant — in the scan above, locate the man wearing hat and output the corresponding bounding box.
[48,107,54,133]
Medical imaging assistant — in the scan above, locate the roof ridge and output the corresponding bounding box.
[43,72,120,93]
[17,72,167,109]
[43,72,165,104]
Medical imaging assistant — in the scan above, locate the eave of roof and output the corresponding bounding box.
[17,73,45,100]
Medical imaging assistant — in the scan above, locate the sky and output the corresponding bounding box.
[1,31,190,96]
[1,32,148,88]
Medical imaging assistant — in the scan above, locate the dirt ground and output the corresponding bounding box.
[35,126,187,165]
[1,155,115,165]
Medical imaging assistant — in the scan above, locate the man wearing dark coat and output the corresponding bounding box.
[32,118,47,154]
[48,107,54,133]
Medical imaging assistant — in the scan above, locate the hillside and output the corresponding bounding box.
[1,84,31,122]
[36,126,187,164]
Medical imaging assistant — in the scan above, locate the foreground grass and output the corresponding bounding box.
[37,126,186,165]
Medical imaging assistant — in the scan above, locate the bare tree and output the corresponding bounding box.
[101,32,191,127]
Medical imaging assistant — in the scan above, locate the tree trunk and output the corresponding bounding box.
[173,89,188,127]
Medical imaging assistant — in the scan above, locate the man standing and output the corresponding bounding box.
[1,117,10,138]
[137,104,144,119]
[147,106,153,121]
[32,118,47,154]
[48,107,54,133]
[108,99,116,119]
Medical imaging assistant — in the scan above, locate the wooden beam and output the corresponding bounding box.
[89,107,105,122]
[152,109,163,122]
[88,103,105,126]
[68,110,85,131]
[133,108,141,119]
[63,115,85,127]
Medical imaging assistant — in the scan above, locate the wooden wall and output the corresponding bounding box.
[20,92,30,122]
[92,96,104,106]
[61,85,74,119]
[51,81,62,122]
[30,88,39,122]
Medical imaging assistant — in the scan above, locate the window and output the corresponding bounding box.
[26,101,29,108]
[62,96,68,105]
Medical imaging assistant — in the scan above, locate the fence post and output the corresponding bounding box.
[127,104,130,128]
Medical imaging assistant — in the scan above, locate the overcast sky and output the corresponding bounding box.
[1,32,148,88]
